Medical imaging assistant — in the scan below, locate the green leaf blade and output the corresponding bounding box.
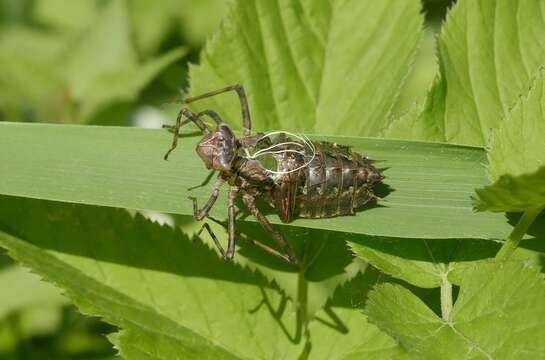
[0,122,516,241]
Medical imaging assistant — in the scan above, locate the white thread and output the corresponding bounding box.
[244,131,316,175]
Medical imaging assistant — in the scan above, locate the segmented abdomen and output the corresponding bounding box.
[272,141,384,221]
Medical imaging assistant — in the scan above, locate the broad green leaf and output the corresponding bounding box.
[187,0,422,135]
[347,237,499,288]
[348,234,545,289]
[0,121,519,241]
[366,261,545,359]
[0,197,398,359]
[474,68,545,212]
[474,168,545,212]
[181,218,366,319]
[306,271,402,360]
[487,69,545,182]
[386,0,545,146]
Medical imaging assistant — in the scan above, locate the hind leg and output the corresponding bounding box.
[242,194,298,264]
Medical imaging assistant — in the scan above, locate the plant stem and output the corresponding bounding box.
[440,274,452,322]
[495,205,545,262]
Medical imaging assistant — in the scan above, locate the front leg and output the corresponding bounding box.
[189,176,224,221]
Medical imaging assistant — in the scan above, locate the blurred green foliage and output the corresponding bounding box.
[0,0,455,358]
[0,0,226,125]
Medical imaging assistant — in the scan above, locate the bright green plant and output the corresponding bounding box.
[1,0,544,359]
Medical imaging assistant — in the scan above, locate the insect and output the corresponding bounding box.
[163,85,384,265]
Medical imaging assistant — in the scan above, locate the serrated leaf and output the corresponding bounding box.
[187,0,422,135]
[386,0,545,146]
[347,237,499,288]
[0,122,520,241]
[347,229,544,289]
[366,261,545,359]
[474,68,545,212]
[487,69,545,181]
[182,218,366,319]
[474,167,545,213]
[0,197,397,359]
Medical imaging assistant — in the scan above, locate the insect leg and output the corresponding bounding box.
[162,108,209,160]
[242,194,299,264]
[224,186,240,260]
[196,110,223,125]
[207,217,294,263]
[188,176,224,221]
[197,223,226,258]
[196,184,237,261]
[166,85,251,136]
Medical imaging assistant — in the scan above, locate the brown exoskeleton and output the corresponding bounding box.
[163,85,384,265]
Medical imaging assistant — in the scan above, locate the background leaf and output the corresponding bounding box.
[0,197,399,359]
[32,0,96,33]
[387,0,545,146]
[474,68,545,212]
[366,260,545,359]
[128,0,227,56]
[0,122,518,241]
[0,263,67,322]
[186,0,422,135]
[60,0,185,122]
[0,0,184,124]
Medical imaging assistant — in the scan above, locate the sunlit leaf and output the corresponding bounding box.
[474,68,545,212]
[0,197,398,359]
[386,0,545,146]
[0,122,518,241]
[187,0,422,135]
[366,261,545,359]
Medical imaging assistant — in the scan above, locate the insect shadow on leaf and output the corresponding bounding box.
[162,85,385,265]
